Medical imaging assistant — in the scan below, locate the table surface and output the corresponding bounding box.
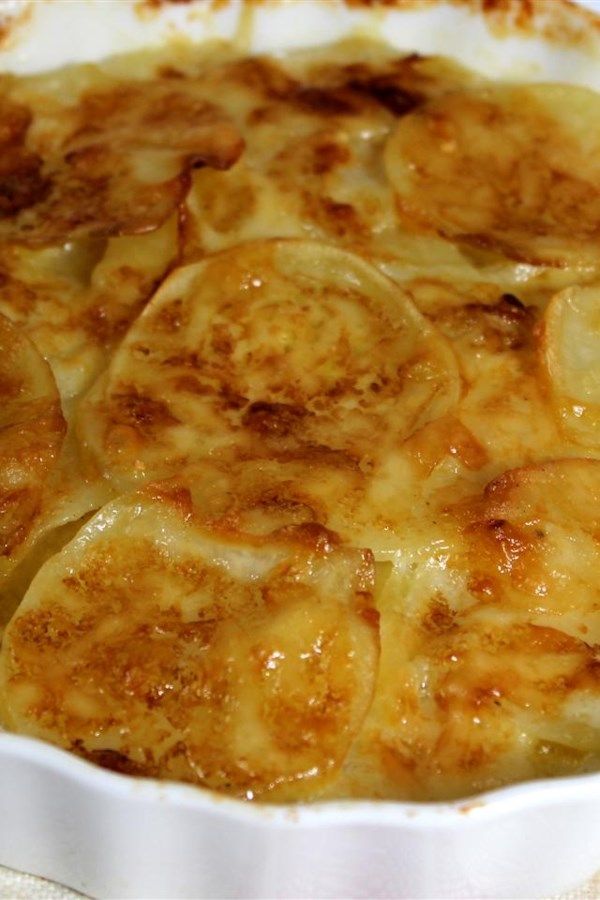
[0,866,598,899]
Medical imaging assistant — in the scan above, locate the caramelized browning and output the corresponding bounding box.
[181,47,487,277]
[0,482,378,801]
[385,84,600,267]
[0,80,242,246]
[0,38,598,804]
[433,293,535,352]
[0,99,48,216]
[78,240,459,501]
[338,459,600,801]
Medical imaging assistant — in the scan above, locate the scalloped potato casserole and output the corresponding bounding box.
[0,36,598,803]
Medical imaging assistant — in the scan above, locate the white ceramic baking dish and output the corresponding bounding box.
[0,1,599,896]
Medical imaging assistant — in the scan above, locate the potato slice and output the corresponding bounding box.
[456,459,600,608]
[0,313,65,579]
[78,239,459,493]
[410,279,567,469]
[385,84,600,268]
[185,132,480,282]
[0,479,378,801]
[0,513,92,636]
[334,459,600,801]
[0,80,242,246]
[0,214,179,404]
[0,223,171,606]
[183,51,535,286]
[278,40,483,106]
[0,424,116,638]
[542,284,600,448]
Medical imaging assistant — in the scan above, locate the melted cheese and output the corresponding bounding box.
[0,77,242,247]
[0,215,179,402]
[182,50,540,288]
[0,480,377,801]
[77,239,459,497]
[0,38,598,803]
[385,84,600,269]
[333,460,600,801]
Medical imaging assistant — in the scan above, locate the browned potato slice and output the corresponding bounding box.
[0,479,378,801]
[541,284,600,448]
[277,40,483,106]
[186,133,479,282]
[333,459,600,801]
[78,240,459,494]
[0,214,179,403]
[409,279,564,470]
[0,223,177,613]
[0,81,242,246]
[385,85,600,268]
[183,50,537,286]
[0,313,65,579]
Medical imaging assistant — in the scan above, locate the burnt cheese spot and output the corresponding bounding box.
[111,389,179,432]
[0,100,50,217]
[242,401,309,437]
[346,76,423,115]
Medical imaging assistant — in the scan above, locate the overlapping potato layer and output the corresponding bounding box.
[0,79,243,247]
[541,284,600,448]
[385,84,600,269]
[0,39,598,802]
[0,314,65,581]
[77,240,458,495]
[334,460,600,801]
[0,480,378,800]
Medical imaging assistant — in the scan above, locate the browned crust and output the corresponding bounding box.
[128,0,600,50]
[0,81,243,247]
[0,0,597,55]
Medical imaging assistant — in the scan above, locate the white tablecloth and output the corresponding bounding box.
[0,868,81,898]
[0,866,597,899]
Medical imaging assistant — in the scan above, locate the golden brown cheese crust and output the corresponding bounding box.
[0,482,378,801]
[336,460,600,801]
[0,38,599,803]
[181,50,488,281]
[77,240,459,503]
[0,79,243,246]
[385,85,600,267]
